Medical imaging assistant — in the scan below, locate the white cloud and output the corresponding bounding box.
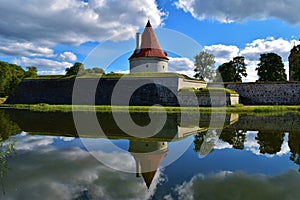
[57,51,77,62]
[168,57,195,77]
[13,57,72,74]
[0,0,165,46]
[0,41,55,57]
[240,37,297,62]
[204,45,239,64]
[0,0,165,74]
[175,0,300,24]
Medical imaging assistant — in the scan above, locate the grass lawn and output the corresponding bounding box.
[1,103,300,115]
[0,97,7,104]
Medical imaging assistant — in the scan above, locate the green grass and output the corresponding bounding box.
[27,72,202,80]
[0,97,7,104]
[179,87,237,94]
[1,103,300,115]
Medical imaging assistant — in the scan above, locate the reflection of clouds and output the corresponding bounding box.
[215,131,290,156]
[13,134,55,151]
[244,131,260,155]
[58,136,75,142]
[4,134,164,199]
[165,170,300,200]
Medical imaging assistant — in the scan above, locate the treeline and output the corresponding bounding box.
[0,61,37,97]
[65,62,105,76]
[194,44,300,82]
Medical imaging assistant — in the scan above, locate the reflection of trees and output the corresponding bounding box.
[0,110,21,140]
[255,131,285,154]
[0,137,16,195]
[288,132,300,171]
[219,130,246,150]
[193,130,222,157]
[0,110,18,194]
[194,132,206,152]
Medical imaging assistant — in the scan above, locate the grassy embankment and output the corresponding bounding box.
[1,103,300,115]
[2,74,300,114]
[27,72,197,80]
[0,97,7,104]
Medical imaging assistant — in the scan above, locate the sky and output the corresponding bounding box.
[1,0,300,81]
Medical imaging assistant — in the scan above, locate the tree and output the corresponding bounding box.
[216,56,247,82]
[288,45,300,81]
[9,64,25,93]
[66,62,85,76]
[91,67,105,74]
[256,53,287,81]
[0,61,26,97]
[85,67,105,74]
[0,62,12,97]
[194,51,215,81]
[24,66,37,78]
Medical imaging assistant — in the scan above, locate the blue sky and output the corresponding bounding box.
[1,0,300,81]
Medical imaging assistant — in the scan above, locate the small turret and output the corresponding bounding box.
[129,20,168,73]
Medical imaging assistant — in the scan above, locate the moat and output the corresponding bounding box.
[0,109,300,199]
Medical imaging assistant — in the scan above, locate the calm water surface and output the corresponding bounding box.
[0,109,300,200]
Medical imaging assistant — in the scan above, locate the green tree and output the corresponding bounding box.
[0,62,26,97]
[0,62,12,97]
[24,66,38,78]
[216,56,247,82]
[288,45,300,81]
[194,51,215,81]
[256,53,287,81]
[8,64,25,94]
[85,67,105,74]
[91,67,105,74]
[66,62,85,76]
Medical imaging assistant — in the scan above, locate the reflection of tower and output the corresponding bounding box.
[129,20,169,73]
[129,141,168,188]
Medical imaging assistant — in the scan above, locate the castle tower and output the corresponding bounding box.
[129,20,169,73]
[129,140,168,188]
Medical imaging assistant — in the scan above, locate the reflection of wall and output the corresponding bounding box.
[227,114,300,132]
[6,109,241,141]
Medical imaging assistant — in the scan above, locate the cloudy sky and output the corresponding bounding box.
[1,0,300,81]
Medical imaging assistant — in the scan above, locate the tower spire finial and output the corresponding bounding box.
[146,20,152,27]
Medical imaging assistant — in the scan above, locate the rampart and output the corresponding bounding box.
[5,78,179,106]
[209,82,300,105]
[5,77,237,106]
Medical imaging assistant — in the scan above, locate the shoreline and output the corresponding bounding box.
[1,103,300,114]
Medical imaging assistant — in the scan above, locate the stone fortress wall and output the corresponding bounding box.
[5,77,236,106]
[209,82,300,105]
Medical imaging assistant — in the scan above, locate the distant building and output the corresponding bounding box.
[129,20,169,73]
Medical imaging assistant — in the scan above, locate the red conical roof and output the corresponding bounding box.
[131,151,167,189]
[129,20,168,60]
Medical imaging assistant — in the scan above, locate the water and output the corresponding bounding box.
[0,109,300,200]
